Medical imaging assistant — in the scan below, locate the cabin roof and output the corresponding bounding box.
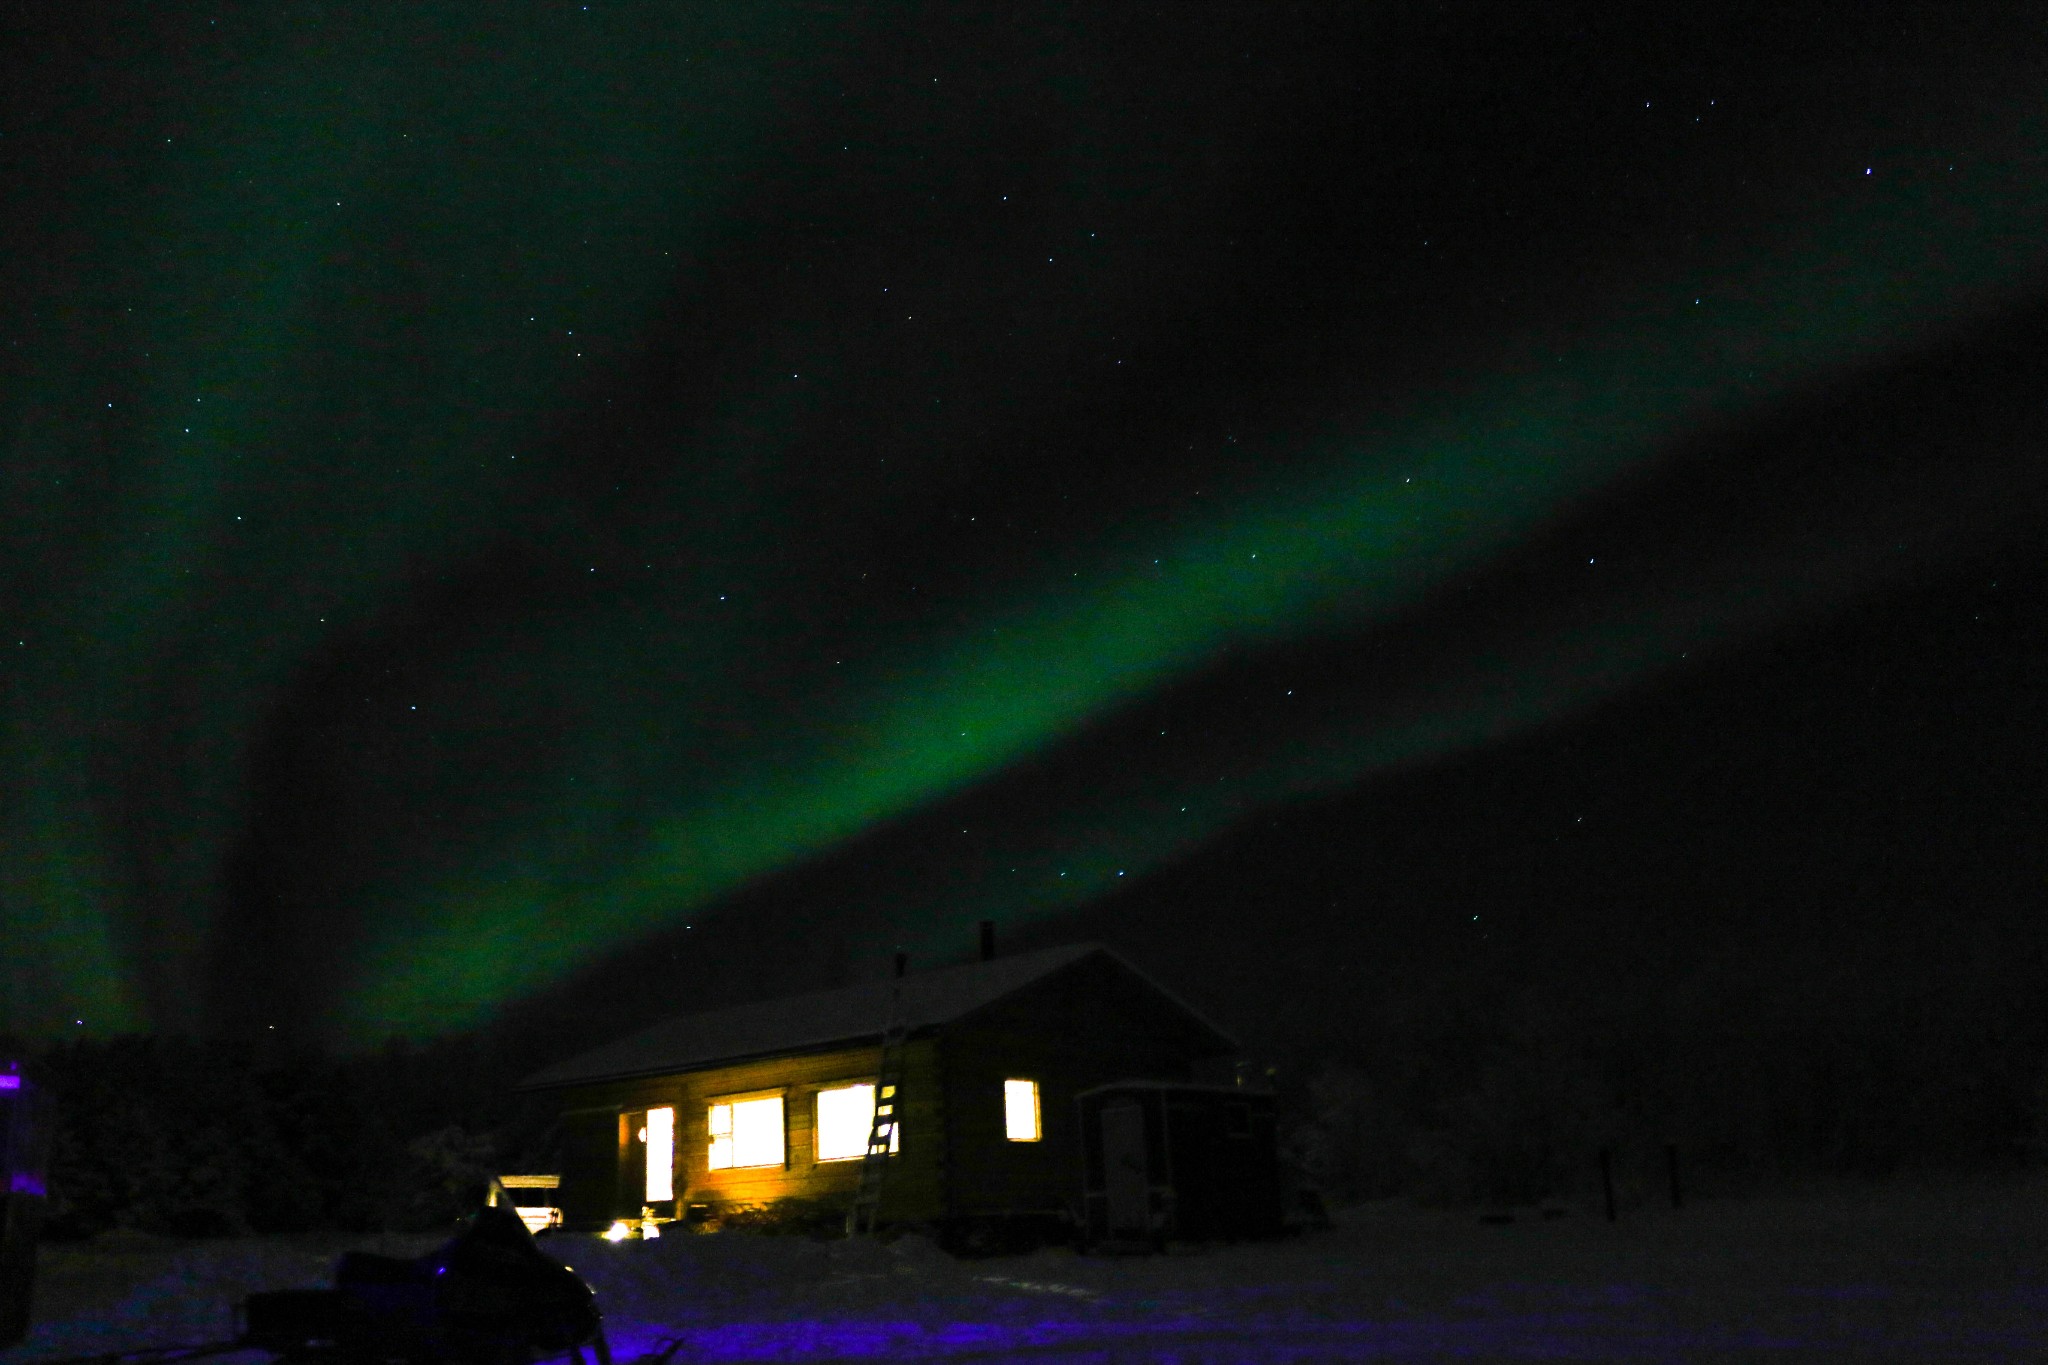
[1077,1079,1276,1099]
[515,942,1233,1091]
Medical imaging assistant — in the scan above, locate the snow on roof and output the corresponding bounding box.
[517,942,1227,1091]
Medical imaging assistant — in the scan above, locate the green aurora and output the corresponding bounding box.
[353,177,2045,1039]
[3,7,2043,1043]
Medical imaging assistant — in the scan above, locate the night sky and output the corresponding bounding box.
[3,3,2044,1054]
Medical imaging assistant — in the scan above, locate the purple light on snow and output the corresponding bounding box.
[0,1074,20,1089]
[9,1173,45,1198]
[601,1309,1729,1362]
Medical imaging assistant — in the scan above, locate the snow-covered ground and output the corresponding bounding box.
[10,1178,2048,1362]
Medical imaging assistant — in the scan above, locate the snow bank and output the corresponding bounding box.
[3,1229,442,1363]
[9,1179,2048,1362]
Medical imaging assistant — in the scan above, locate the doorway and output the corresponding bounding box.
[1101,1101,1150,1236]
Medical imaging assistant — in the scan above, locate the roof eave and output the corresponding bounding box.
[512,1026,925,1093]
[946,944,1239,1056]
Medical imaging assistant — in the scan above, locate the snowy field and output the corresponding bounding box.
[9,1178,2048,1363]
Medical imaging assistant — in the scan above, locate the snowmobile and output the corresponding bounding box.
[35,1190,616,1365]
[240,1197,612,1365]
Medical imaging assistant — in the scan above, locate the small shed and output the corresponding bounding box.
[1077,1081,1283,1246]
[514,940,1240,1240]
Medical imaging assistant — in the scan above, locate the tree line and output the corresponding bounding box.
[6,1033,552,1239]
[1278,1001,2048,1210]
[10,988,2047,1239]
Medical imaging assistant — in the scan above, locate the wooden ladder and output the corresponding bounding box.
[846,982,908,1237]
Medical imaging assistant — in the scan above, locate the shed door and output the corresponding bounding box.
[1101,1101,1149,1235]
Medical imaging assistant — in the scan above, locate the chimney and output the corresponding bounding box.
[893,950,908,979]
[978,919,996,962]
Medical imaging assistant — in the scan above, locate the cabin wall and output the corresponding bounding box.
[541,1039,944,1226]
[937,953,1233,1220]
[553,1108,624,1232]
[674,1039,943,1220]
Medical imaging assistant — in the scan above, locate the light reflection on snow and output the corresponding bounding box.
[600,1311,1813,1362]
[13,1191,2048,1365]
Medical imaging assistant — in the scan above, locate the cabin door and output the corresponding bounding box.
[1100,1100,1150,1236]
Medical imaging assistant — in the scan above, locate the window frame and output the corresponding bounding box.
[812,1079,900,1163]
[705,1088,788,1172]
[1003,1078,1042,1143]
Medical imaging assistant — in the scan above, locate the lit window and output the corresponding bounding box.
[707,1095,785,1170]
[815,1082,900,1162]
[1005,1079,1041,1142]
[645,1106,674,1202]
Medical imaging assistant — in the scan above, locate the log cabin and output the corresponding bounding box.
[513,935,1242,1242]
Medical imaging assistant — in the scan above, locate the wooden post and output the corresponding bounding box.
[1666,1143,1682,1210]
[1598,1147,1616,1223]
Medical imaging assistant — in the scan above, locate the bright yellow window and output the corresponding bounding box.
[1004,1079,1041,1142]
[707,1095,784,1170]
[814,1082,900,1161]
